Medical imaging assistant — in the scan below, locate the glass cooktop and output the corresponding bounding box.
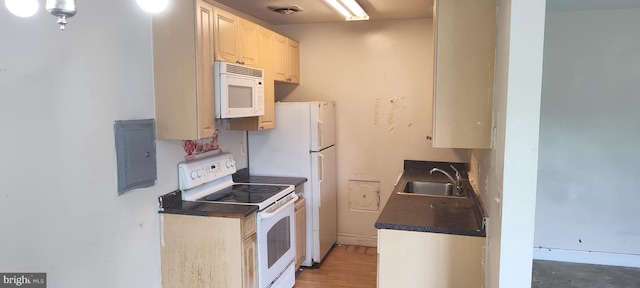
[197,184,290,204]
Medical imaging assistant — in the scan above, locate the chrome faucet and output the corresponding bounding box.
[429,165,463,196]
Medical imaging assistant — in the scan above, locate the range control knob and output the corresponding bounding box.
[197,169,204,177]
[191,171,197,179]
[226,160,236,168]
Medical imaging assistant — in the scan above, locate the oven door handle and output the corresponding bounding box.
[261,194,298,220]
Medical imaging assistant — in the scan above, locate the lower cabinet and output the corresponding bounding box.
[377,229,485,288]
[242,233,258,288]
[160,213,258,288]
[294,197,306,270]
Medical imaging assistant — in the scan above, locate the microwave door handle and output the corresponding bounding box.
[260,194,298,220]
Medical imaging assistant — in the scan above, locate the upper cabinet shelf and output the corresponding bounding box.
[432,0,497,149]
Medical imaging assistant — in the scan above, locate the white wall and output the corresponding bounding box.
[534,8,640,267]
[273,20,466,245]
[0,1,243,287]
[469,0,545,287]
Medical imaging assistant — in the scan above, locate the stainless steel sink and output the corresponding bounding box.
[397,181,463,197]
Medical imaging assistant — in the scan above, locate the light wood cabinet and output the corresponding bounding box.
[160,213,258,288]
[432,0,496,149]
[274,33,300,84]
[152,0,215,140]
[294,197,306,270]
[377,229,485,288]
[287,39,300,84]
[229,25,275,130]
[213,8,259,68]
[273,33,288,82]
[242,233,258,288]
[238,18,259,68]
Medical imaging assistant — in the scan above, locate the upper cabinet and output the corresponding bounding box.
[274,33,300,84]
[152,4,300,135]
[287,39,301,84]
[238,19,259,68]
[152,0,215,140]
[214,8,259,68]
[432,0,496,149]
[230,25,276,131]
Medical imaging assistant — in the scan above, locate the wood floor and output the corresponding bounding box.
[293,244,640,288]
[294,245,377,288]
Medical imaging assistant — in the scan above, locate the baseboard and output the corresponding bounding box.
[337,234,377,247]
[533,247,640,268]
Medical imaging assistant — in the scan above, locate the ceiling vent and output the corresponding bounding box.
[268,5,302,15]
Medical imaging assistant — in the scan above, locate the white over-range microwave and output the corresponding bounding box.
[215,61,265,119]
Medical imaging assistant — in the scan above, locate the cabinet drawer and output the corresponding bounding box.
[241,213,257,239]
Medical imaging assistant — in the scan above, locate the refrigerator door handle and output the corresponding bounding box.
[317,120,324,149]
[318,152,324,208]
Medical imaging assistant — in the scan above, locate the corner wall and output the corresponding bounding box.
[470,0,546,287]
[534,8,640,267]
[273,19,466,245]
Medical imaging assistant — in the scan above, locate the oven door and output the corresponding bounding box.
[257,193,297,288]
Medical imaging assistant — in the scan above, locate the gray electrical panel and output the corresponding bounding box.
[114,119,157,195]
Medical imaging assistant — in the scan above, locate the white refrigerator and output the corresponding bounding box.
[248,101,337,266]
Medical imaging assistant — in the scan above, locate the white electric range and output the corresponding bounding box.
[179,152,297,288]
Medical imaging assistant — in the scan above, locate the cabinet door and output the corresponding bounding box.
[214,8,239,63]
[161,214,246,287]
[152,0,216,140]
[287,39,300,84]
[273,33,288,82]
[242,233,258,288]
[196,0,216,139]
[294,198,306,269]
[378,229,485,288]
[432,0,496,149]
[239,18,259,67]
[257,26,275,129]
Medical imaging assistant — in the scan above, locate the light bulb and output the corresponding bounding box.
[5,0,38,17]
[136,0,168,13]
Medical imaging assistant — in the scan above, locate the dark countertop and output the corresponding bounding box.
[158,190,259,218]
[158,169,307,218]
[232,168,307,187]
[374,160,486,237]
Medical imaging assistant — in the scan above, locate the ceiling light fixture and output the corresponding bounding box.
[4,0,167,31]
[136,0,168,14]
[324,0,369,21]
[46,0,76,30]
[4,0,38,17]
